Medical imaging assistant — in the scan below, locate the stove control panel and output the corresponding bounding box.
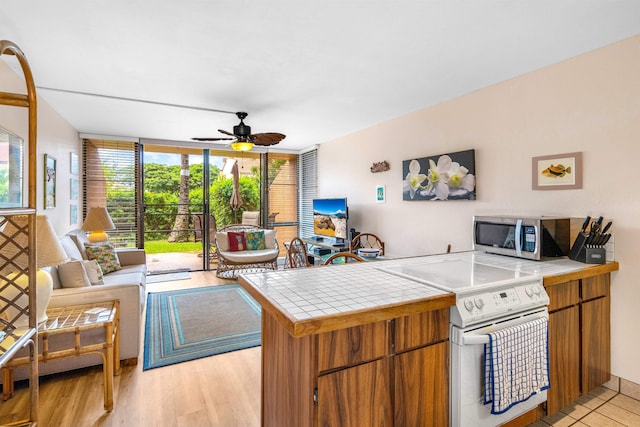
[451,279,548,327]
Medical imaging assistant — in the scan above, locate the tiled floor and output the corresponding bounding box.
[529,386,640,426]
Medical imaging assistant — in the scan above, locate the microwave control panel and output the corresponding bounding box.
[523,225,536,252]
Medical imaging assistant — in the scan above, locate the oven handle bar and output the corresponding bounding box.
[460,310,548,346]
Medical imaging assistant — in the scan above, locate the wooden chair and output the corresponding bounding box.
[350,233,385,256]
[287,237,313,268]
[323,252,365,265]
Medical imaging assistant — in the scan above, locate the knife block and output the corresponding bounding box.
[569,232,606,264]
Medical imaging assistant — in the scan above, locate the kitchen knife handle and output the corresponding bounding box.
[592,216,604,233]
[581,216,591,232]
[601,221,612,234]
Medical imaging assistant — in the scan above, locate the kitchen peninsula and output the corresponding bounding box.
[239,261,456,426]
[239,252,619,427]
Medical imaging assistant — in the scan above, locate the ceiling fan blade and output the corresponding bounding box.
[218,129,236,137]
[191,137,235,141]
[252,132,286,145]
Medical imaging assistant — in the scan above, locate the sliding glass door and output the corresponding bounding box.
[83,139,300,272]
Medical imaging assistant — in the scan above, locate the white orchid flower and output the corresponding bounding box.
[404,159,427,199]
[425,156,451,200]
[448,162,475,191]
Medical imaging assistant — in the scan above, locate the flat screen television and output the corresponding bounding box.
[313,198,348,242]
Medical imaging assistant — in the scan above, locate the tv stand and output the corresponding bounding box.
[301,237,350,262]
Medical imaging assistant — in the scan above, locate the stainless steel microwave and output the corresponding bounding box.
[473,215,571,260]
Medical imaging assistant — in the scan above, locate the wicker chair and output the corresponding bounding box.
[215,224,279,279]
[287,237,314,268]
[350,233,385,256]
[323,252,365,265]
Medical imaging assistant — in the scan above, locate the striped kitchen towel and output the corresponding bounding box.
[483,316,550,415]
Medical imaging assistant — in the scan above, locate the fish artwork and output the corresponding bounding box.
[541,164,572,178]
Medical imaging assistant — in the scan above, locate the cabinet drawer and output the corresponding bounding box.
[546,280,579,311]
[582,274,610,301]
[318,321,390,372]
[394,308,449,353]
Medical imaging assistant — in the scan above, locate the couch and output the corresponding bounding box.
[4,229,146,382]
[215,224,279,279]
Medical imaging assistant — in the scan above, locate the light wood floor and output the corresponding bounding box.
[3,271,640,426]
[0,271,262,427]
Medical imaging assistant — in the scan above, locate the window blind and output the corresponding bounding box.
[298,149,317,238]
[83,139,141,247]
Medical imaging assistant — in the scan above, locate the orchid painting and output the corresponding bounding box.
[402,149,476,201]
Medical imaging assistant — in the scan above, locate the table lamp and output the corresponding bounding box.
[81,206,115,243]
[0,214,68,326]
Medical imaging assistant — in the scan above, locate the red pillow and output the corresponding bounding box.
[228,231,247,252]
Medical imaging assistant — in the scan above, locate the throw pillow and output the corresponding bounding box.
[85,243,122,274]
[228,231,247,252]
[57,261,92,288]
[58,235,83,261]
[82,260,104,286]
[68,229,91,260]
[245,230,266,250]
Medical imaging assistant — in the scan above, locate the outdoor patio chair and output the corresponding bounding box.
[191,213,218,258]
[350,232,385,256]
[241,211,260,226]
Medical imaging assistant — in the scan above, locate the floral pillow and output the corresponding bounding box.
[85,243,121,274]
[228,231,247,252]
[245,230,266,250]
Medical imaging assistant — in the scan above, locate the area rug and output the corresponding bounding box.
[146,271,191,284]
[143,284,261,370]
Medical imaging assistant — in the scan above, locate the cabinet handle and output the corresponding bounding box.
[389,319,395,352]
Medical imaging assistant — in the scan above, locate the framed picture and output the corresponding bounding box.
[402,149,476,201]
[70,152,79,175]
[532,152,582,190]
[70,177,79,201]
[376,185,386,203]
[70,204,78,225]
[44,154,56,209]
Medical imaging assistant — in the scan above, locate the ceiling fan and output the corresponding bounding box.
[192,111,286,151]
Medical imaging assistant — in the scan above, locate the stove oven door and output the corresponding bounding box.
[449,309,548,427]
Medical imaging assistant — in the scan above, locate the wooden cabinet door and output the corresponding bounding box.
[394,342,449,427]
[582,295,611,393]
[547,306,580,415]
[394,308,449,353]
[317,357,393,427]
[318,320,390,372]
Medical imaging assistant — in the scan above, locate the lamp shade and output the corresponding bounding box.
[82,206,115,232]
[0,214,67,272]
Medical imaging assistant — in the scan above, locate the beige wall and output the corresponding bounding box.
[319,35,640,384]
[1,58,82,233]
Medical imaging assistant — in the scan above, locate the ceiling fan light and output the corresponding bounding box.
[231,141,254,152]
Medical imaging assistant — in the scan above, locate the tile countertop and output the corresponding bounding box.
[238,251,619,337]
[238,260,456,337]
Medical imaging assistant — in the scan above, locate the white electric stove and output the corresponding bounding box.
[377,252,565,427]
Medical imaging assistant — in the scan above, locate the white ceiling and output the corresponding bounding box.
[1,1,639,151]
